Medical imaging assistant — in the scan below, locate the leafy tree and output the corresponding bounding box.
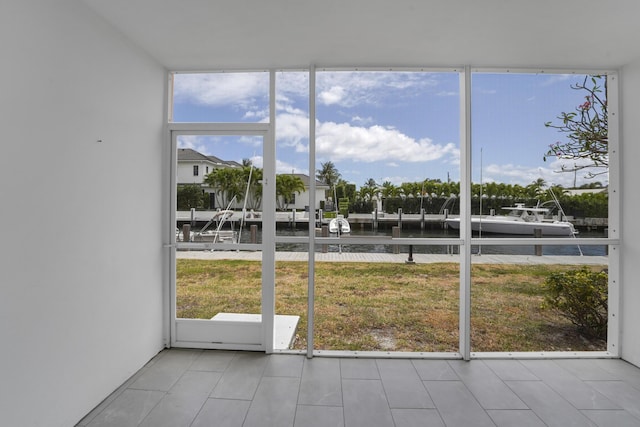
[204,167,245,207]
[544,75,608,178]
[316,161,341,188]
[243,165,263,210]
[275,174,305,210]
[177,184,205,210]
[359,178,379,201]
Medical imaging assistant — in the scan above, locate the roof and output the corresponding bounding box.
[289,173,329,188]
[177,148,213,162]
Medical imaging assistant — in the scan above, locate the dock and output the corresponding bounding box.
[177,251,608,265]
[177,210,608,231]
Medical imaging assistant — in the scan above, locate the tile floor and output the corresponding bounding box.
[77,349,640,427]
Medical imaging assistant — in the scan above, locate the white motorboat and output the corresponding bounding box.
[329,215,351,234]
[444,204,577,236]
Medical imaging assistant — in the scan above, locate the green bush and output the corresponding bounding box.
[542,268,608,339]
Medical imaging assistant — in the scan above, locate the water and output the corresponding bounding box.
[236,227,608,257]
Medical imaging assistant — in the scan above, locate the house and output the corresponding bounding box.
[177,148,328,210]
[176,148,241,185]
[278,173,329,212]
[2,1,640,426]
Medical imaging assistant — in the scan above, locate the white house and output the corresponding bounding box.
[176,148,241,185]
[3,1,640,426]
[177,148,328,210]
[281,173,330,212]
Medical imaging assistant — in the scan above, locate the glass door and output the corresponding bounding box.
[169,125,275,351]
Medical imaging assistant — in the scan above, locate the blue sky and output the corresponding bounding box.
[172,71,605,189]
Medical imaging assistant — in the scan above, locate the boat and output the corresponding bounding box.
[329,214,351,235]
[444,204,577,236]
[176,209,239,243]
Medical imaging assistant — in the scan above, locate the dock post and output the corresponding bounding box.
[318,209,323,228]
[292,209,296,229]
[392,226,400,254]
[190,208,196,228]
[373,208,378,231]
[406,245,415,264]
[420,208,425,230]
[321,225,329,253]
[534,228,542,256]
[182,223,191,243]
[398,208,403,230]
[250,224,257,244]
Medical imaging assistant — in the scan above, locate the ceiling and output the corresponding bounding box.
[82,0,640,71]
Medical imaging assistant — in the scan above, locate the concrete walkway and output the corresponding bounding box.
[177,250,608,265]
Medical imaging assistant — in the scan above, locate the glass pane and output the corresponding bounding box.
[175,134,263,320]
[309,70,461,352]
[470,253,608,352]
[172,71,269,123]
[312,247,460,352]
[313,70,460,250]
[274,71,313,239]
[467,73,609,243]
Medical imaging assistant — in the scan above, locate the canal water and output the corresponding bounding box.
[236,227,608,257]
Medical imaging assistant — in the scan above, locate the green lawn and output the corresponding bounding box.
[177,259,607,352]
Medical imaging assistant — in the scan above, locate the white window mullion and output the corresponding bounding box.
[459,67,472,360]
[307,65,317,358]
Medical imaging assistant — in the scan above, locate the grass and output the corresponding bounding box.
[176,259,607,353]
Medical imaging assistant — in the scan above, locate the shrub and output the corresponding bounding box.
[542,268,608,339]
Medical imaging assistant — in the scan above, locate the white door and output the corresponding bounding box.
[169,125,276,351]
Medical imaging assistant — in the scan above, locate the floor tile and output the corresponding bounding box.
[487,410,547,427]
[210,352,269,400]
[391,408,445,427]
[168,371,222,396]
[553,359,621,381]
[376,359,434,409]
[294,405,344,427]
[298,357,342,406]
[585,380,640,420]
[520,360,620,410]
[423,381,496,427]
[448,360,527,410]
[506,380,597,427]
[582,410,640,427]
[243,377,300,427]
[138,392,207,427]
[411,359,459,381]
[341,358,380,379]
[342,379,395,427]
[190,398,250,427]
[592,359,640,389]
[86,389,165,427]
[128,349,198,392]
[263,354,304,377]
[189,350,236,372]
[483,359,540,381]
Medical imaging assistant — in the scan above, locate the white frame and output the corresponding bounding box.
[165,67,620,359]
[168,122,276,352]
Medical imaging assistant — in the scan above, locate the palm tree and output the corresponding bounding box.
[275,174,305,210]
[316,161,341,188]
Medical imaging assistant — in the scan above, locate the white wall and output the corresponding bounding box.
[0,1,166,426]
[621,58,640,368]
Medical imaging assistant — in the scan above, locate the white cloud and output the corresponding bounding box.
[352,115,374,125]
[316,121,459,164]
[318,86,347,105]
[316,71,440,108]
[253,155,308,175]
[483,158,608,188]
[173,72,268,108]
